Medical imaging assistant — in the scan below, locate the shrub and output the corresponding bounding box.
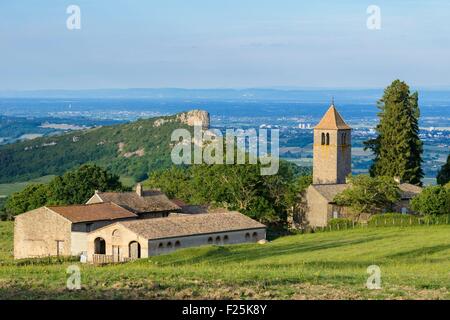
[327,218,354,230]
[411,186,450,216]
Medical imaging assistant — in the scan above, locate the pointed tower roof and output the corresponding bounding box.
[314,103,351,130]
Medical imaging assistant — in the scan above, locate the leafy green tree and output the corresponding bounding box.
[48,164,126,205]
[437,154,450,186]
[334,175,400,217]
[145,161,305,225]
[284,174,312,227]
[5,164,127,215]
[411,186,450,215]
[364,80,423,185]
[5,184,50,216]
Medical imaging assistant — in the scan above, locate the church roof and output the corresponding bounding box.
[315,105,351,130]
[399,183,422,199]
[310,184,350,202]
[311,182,422,203]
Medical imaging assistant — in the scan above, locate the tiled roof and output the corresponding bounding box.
[119,212,266,240]
[399,183,422,199]
[96,190,181,214]
[311,184,350,202]
[315,105,351,130]
[312,182,422,203]
[47,203,137,223]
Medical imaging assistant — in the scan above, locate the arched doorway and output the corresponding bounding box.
[129,241,141,259]
[94,237,106,254]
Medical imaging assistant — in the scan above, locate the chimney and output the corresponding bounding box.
[136,183,143,197]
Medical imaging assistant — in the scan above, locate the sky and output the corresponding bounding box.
[1,0,450,90]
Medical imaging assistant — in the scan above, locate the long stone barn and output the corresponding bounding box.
[87,212,266,262]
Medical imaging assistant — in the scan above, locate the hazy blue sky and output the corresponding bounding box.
[1,0,450,90]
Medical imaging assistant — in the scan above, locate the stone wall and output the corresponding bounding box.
[86,223,149,262]
[14,207,72,259]
[148,228,266,256]
[305,186,329,227]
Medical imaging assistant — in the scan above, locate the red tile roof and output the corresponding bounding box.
[47,202,137,223]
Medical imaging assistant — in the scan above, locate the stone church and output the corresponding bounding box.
[303,102,422,227]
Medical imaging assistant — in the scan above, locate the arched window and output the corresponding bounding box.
[175,241,181,248]
[94,237,106,254]
[252,232,258,240]
[167,242,173,248]
[158,243,164,249]
[128,241,141,259]
[321,133,325,145]
[245,233,250,240]
[207,237,213,244]
[326,133,330,145]
[215,236,221,244]
[223,235,229,243]
[342,132,346,145]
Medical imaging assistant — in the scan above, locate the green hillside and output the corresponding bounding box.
[0,114,191,184]
[0,222,449,299]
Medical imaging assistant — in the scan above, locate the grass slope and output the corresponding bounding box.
[0,175,55,197]
[0,221,449,299]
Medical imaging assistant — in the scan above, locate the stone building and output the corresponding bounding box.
[303,102,423,227]
[14,203,137,259]
[14,185,266,260]
[86,211,266,262]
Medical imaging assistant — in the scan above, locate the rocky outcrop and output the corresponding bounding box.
[177,110,210,129]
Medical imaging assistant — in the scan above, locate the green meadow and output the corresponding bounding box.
[0,221,449,299]
[0,175,55,198]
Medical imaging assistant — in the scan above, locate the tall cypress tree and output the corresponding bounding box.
[364,80,423,185]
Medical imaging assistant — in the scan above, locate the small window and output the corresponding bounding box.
[175,241,181,248]
[245,233,250,240]
[207,237,213,244]
[326,133,330,145]
[167,242,172,248]
[158,243,164,249]
[252,232,258,239]
[215,236,221,244]
[321,133,325,145]
[223,235,229,243]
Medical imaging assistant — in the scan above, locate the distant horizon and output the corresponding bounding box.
[3,85,450,93]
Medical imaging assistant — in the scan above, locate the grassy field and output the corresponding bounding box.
[0,221,449,299]
[0,175,55,197]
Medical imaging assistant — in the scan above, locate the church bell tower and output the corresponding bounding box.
[313,101,352,185]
